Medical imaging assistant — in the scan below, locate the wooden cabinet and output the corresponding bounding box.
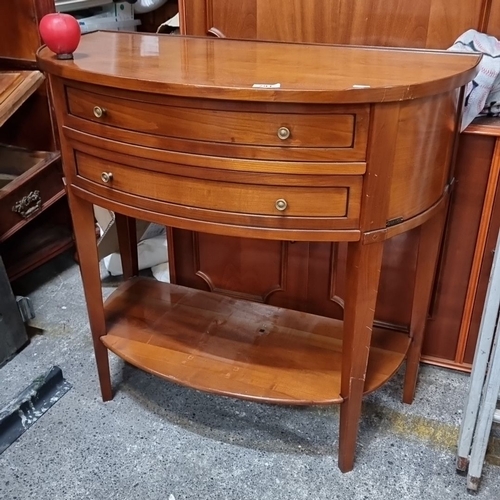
[0,0,73,280]
[176,0,500,370]
[39,30,478,471]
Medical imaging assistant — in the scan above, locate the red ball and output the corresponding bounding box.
[39,13,81,59]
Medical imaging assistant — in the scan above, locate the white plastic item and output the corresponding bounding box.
[151,262,170,283]
[55,0,111,13]
[79,18,141,33]
[103,234,168,276]
[134,0,168,14]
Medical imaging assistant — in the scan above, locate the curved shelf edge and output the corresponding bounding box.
[101,277,410,405]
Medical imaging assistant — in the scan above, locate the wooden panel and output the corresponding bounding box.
[190,233,287,302]
[208,0,257,38]
[465,155,500,363]
[179,0,207,35]
[427,0,487,49]
[0,0,54,63]
[256,0,431,46]
[182,0,489,49]
[376,232,418,328]
[173,232,418,330]
[0,83,55,152]
[257,0,341,44]
[0,71,44,128]
[388,93,457,221]
[484,0,500,38]
[422,133,495,360]
[338,0,432,48]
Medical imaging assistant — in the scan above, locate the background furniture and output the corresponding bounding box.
[425,119,500,367]
[173,0,500,371]
[39,30,478,471]
[0,0,73,281]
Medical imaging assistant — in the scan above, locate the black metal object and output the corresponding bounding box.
[0,366,72,454]
[0,256,28,366]
[16,295,35,323]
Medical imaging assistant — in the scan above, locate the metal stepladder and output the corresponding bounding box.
[457,230,500,493]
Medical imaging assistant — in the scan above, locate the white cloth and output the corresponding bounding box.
[449,29,500,130]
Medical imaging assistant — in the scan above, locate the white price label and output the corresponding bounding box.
[252,83,281,88]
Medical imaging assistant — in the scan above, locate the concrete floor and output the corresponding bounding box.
[0,253,499,500]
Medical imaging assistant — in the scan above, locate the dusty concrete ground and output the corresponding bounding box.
[0,253,499,499]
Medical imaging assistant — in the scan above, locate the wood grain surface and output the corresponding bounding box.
[37,31,480,103]
[102,277,410,405]
[0,71,44,127]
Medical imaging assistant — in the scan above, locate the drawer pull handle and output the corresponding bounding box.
[101,172,113,183]
[277,127,291,140]
[93,106,106,118]
[12,190,42,219]
[275,198,288,211]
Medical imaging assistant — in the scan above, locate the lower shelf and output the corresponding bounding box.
[102,277,410,405]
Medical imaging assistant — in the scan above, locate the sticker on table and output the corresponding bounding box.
[252,83,281,88]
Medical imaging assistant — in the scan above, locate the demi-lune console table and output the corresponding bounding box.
[37,32,479,472]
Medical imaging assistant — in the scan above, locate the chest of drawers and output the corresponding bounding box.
[37,32,479,472]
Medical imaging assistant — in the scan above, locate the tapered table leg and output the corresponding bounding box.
[403,205,448,404]
[68,190,112,401]
[339,240,384,472]
[115,213,138,280]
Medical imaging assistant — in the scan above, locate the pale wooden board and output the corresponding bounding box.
[0,71,45,128]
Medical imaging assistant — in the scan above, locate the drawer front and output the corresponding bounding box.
[73,150,361,229]
[0,158,64,241]
[66,86,369,161]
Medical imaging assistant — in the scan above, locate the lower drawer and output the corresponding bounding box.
[74,151,362,229]
[0,146,64,242]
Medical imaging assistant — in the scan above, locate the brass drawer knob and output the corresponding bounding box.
[277,126,291,140]
[275,198,288,211]
[101,172,113,183]
[93,106,106,118]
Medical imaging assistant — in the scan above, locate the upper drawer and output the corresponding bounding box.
[65,86,369,161]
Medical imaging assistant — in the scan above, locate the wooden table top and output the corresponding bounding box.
[37,31,481,103]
